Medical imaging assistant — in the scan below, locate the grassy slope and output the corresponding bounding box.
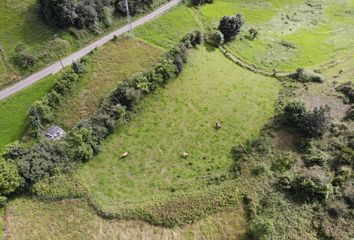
[201,0,354,72]
[6,198,246,240]
[55,38,163,129]
[0,0,167,88]
[0,75,56,149]
[135,6,203,49]
[80,46,279,205]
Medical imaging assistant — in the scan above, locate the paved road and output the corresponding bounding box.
[0,0,180,101]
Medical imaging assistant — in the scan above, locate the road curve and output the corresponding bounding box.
[0,0,181,101]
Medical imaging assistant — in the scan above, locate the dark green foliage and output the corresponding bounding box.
[17,141,73,185]
[210,30,224,46]
[271,152,296,172]
[296,68,325,83]
[38,0,113,29]
[282,101,330,138]
[72,59,86,74]
[38,0,78,27]
[66,128,97,162]
[278,171,333,202]
[246,216,275,240]
[0,158,21,196]
[282,101,306,126]
[182,30,204,48]
[336,82,354,104]
[13,44,36,69]
[28,67,85,129]
[115,0,153,16]
[2,141,28,160]
[190,0,213,6]
[252,163,268,176]
[303,145,330,167]
[28,100,54,129]
[218,14,244,42]
[346,105,354,120]
[300,106,330,138]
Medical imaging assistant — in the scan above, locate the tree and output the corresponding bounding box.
[190,0,213,6]
[28,100,54,129]
[282,101,306,127]
[218,14,244,42]
[0,158,21,196]
[210,30,224,46]
[38,0,78,27]
[300,106,330,138]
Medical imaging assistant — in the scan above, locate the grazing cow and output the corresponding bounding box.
[121,152,129,158]
[180,152,189,159]
[249,28,258,40]
[215,123,222,129]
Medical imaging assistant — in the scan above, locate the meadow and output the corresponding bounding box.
[201,0,354,72]
[6,197,246,240]
[0,75,56,149]
[80,46,279,210]
[55,38,163,129]
[135,6,203,49]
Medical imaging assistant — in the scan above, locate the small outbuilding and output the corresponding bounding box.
[44,125,66,140]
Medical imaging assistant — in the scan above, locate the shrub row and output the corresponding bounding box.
[28,59,87,129]
[4,31,203,191]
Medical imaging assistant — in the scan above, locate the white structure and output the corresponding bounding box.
[45,125,66,140]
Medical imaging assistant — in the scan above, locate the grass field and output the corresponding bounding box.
[55,38,163,129]
[6,198,246,240]
[136,6,203,48]
[201,0,354,72]
[80,46,279,207]
[0,0,167,88]
[0,75,56,149]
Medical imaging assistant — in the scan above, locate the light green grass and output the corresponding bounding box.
[201,0,354,72]
[80,46,280,206]
[0,75,56,149]
[55,38,163,129]
[6,197,246,240]
[0,0,167,88]
[136,6,203,48]
[201,0,303,28]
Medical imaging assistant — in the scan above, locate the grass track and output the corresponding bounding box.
[80,45,279,207]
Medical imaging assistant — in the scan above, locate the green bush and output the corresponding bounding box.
[2,141,28,160]
[271,152,296,172]
[300,106,330,138]
[278,171,333,202]
[0,158,21,196]
[246,216,275,240]
[210,30,224,46]
[190,0,213,6]
[17,141,73,186]
[296,68,325,83]
[28,100,54,129]
[336,82,354,103]
[282,102,330,138]
[282,101,306,126]
[218,14,244,42]
[13,44,36,69]
[182,30,204,48]
[67,128,97,162]
[303,146,330,167]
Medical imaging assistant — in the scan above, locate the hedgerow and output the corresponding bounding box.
[28,59,88,129]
